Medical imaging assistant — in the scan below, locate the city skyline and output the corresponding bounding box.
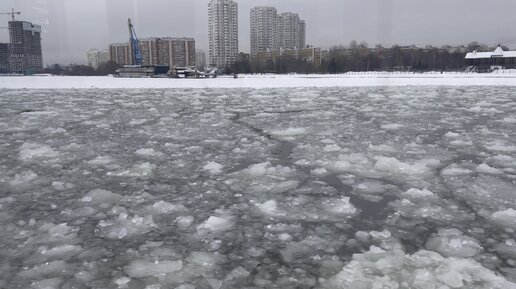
[1,0,516,65]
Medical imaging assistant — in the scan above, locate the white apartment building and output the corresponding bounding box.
[278,12,306,51]
[250,6,278,63]
[87,48,109,70]
[250,7,306,63]
[208,0,238,69]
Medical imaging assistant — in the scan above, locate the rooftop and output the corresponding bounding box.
[465,47,516,59]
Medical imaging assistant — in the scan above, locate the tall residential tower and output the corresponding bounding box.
[250,7,306,64]
[208,0,238,69]
[278,12,306,50]
[250,6,278,63]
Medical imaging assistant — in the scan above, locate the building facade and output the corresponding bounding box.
[159,38,196,68]
[256,47,321,66]
[139,38,160,66]
[208,0,238,69]
[465,46,516,71]
[8,21,43,74]
[87,48,109,70]
[0,43,9,73]
[250,6,278,63]
[278,12,305,50]
[109,43,132,66]
[250,7,306,64]
[109,38,196,68]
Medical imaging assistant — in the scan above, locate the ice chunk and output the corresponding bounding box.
[97,214,156,239]
[39,223,77,240]
[148,200,187,214]
[175,216,194,228]
[323,144,342,152]
[114,277,131,286]
[86,155,114,165]
[40,245,82,259]
[188,252,225,269]
[135,148,164,157]
[381,123,403,130]
[491,209,516,230]
[81,189,122,204]
[476,163,504,175]
[425,228,483,258]
[51,181,74,191]
[322,197,357,215]
[108,162,156,177]
[124,260,182,278]
[129,119,147,125]
[31,277,63,289]
[323,246,516,289]
[270,127,306,136]
[486,141,516,152]
[441,164,472,176]
[174,284,195,289]
[374,156,437,176]
[224,266,250,281]
[501,117,516,123]
[257,200,279,216]
[10,170,38,186]
[203,162,224,174]
[401,188,435,199]
[355,180,385,194]
[18,261,69,279]
[197,215,235,234]
[19,142,59,161]
[242,162,267,177]
[445,131,460,138]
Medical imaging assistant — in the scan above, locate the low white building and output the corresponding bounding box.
[465,46,516,71]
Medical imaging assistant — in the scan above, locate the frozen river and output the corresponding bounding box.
[1,86,516,289]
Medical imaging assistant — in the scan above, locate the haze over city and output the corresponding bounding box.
[1,0,516,65]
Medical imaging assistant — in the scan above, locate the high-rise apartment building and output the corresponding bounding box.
[8,21,43,74]
[250,6,278,63]
[87,48,109,69]
[139,38,160,66]
[109,43,132,66]
[159,38,196,68]
[208,0,238,69]
[109,38,196,68]
[278,12,306,50]
[250,7,306,64]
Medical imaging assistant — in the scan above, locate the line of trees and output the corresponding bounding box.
[226,41,502,74]
[44,61,118,76]
[324,44,468,73]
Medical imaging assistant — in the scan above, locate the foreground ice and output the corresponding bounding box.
[0,86,515,288]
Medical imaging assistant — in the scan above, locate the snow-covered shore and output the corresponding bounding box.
[3,72,516,89]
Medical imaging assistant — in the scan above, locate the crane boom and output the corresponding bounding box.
[0,8,21,22]
[128,18,143,66]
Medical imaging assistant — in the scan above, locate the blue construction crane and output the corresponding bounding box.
[128,18,143,66]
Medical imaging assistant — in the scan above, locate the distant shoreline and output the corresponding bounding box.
[3,73,516,89]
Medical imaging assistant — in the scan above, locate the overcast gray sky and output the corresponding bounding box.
[1,0,516,65]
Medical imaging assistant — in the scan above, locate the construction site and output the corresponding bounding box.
[0,9,43,75]
[114,19,212,78]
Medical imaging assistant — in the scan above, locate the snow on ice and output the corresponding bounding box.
[0,84,515,288]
